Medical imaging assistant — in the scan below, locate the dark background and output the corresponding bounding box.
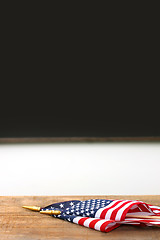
[1,4,159,139]
[0,117,159,138]
[0,93,160,138]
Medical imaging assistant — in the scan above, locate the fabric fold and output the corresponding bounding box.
[41,199,160,233]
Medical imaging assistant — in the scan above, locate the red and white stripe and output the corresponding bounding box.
[72,215,160,232]
[119,218,160,226]
[73,216,120,232]
[148,204,160,215]
[71,200,160,233]
[95,200,151,221]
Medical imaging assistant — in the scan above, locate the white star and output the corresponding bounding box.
[70,202,74,206]
[91,210,94,214]
[59,204,64,208]
[68,218,71,221]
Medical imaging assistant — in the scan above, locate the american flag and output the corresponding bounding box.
[41,199,160,232]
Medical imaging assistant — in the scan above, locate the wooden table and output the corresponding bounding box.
[0,196,160,240]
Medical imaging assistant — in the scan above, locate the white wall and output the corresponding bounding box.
[0,143,159,195]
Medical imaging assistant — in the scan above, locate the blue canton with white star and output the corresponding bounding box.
[41,199,113,222]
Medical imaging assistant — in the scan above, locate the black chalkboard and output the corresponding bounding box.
[0,117,159,138]
[0,101,160,139]
[1,3,159,142]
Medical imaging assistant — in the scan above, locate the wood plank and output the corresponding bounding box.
[0,196,160,240]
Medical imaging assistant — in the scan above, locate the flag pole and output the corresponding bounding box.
[40,210,61,215]
[22,206,160,219]
[22,206,61,215]
[126,214,160,219]
[22,206,41,211]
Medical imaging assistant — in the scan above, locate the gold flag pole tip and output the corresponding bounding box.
[40,210,61,215]
[22,206,41,212]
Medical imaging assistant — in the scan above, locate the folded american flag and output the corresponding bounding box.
[41,199,160,232]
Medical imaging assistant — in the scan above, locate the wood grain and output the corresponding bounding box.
[0,196,160,240]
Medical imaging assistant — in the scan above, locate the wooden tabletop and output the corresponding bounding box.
[0,196,160,240]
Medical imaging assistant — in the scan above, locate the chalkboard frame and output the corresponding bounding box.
[0,137,160,143]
